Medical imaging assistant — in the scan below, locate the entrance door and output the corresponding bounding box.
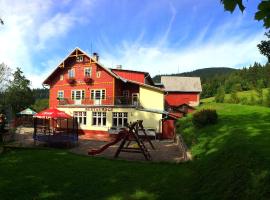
[162,119,175,139]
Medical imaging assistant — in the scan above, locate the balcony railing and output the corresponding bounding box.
[57,96,140,107]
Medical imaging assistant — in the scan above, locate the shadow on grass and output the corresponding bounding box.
[179,110,270,200]
[0,106,270,200]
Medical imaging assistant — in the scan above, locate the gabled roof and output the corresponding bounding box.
[42,47,163,92]
[43,47,120,85]
[161,76,202,92]
[123,79,164,92]
[110,68,155,85]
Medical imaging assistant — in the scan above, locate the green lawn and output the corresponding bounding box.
[201,88,269,103]
[1,103,270,200]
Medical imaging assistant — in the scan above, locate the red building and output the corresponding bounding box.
[43,48,165,140]
[42,47,202,140]
[160,76,202,107]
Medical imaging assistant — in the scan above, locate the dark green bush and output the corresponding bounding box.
[192,109,218,128]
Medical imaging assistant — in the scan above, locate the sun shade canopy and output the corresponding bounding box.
[34,108,71,119]
[17,108,37,115]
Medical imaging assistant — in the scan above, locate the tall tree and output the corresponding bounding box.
[5,68,34,115]
[256,80,264,105]
[221,0,270,28]
[0,63,11,92]
[215,86,225,103]
[258,31,270,62]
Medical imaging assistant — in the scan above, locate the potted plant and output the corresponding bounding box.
[84,76,93,84]
[67,77,76,84]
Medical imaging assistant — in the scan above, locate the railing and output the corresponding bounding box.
[58,96,140,107]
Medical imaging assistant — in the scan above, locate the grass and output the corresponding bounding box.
[201,88,269,103]
[1,103,270,199]
[178,103,270,199]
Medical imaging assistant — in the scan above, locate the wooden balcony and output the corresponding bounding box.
[57,96,140,108]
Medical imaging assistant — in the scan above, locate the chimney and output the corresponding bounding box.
[93,52,99,62]
[116,65,122,69]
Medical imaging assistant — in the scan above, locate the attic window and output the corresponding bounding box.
[96,71,101,78]
[68,69,75,78]
[60,75,64,81]
[76,56,83,62]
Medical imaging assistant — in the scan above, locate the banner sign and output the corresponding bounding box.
[86,107,113,112]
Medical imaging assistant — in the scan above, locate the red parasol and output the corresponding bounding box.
[34,108,71,119]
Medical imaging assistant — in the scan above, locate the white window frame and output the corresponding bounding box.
[84,67,92,77]
[68,69,75,78]
[57,90,64,99]
[112,112,128,127]
[76,56,84,62]
[71,90,85,100]
[123,90,129,97]
[92,112,106,126]
[91,89,106,100]
[132,93,139,106]
[74,111,87,125]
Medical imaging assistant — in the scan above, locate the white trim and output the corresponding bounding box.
[68,68,75,78]
[57,90,64,99]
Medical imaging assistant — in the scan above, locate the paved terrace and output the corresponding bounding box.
[2,126,188,163]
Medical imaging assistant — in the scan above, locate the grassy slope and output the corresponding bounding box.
[1,103,270,200]
[178,103,270,199]
[201,88,269,103]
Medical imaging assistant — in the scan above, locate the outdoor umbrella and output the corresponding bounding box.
[17,108,37,115]
[34,108,71,119]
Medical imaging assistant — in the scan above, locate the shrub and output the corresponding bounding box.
[192,109,218,128]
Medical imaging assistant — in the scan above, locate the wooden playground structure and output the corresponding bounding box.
[88,120,155,161]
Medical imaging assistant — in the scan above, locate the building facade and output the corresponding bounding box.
[160,76,202,107]
[43,48,164,138]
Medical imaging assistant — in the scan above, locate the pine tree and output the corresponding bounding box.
[5,68,34,115]
[229,85,240,104]
[215,86,225,103]
[256,80,264,105]
[265,88,270,107]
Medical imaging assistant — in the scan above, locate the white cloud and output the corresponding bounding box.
[0,0,95,88]
[100,24,267,76]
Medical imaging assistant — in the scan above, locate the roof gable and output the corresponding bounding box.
[43,47,120,85]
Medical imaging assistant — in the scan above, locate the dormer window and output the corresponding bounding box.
[76,56,83,62]
[68,69,75,78]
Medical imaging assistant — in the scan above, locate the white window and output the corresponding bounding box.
[57,90,64,99]
[76,56,83,62]
[71,90,85,100]
[84,67,92,77]
[96,71,101,78]
[92,112,106,126]
[123,90,129,97]
[68,69,75,78]
[74,111,87,125]
[91,90,105,100]
[113,112,128,127]
[60,75,64,81]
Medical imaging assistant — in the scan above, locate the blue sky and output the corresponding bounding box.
[0,0,267,88]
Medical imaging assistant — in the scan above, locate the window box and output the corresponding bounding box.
[67,77,76,84]
[84,76,93,84]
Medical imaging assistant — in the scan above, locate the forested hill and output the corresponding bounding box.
[152,67,236,83]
